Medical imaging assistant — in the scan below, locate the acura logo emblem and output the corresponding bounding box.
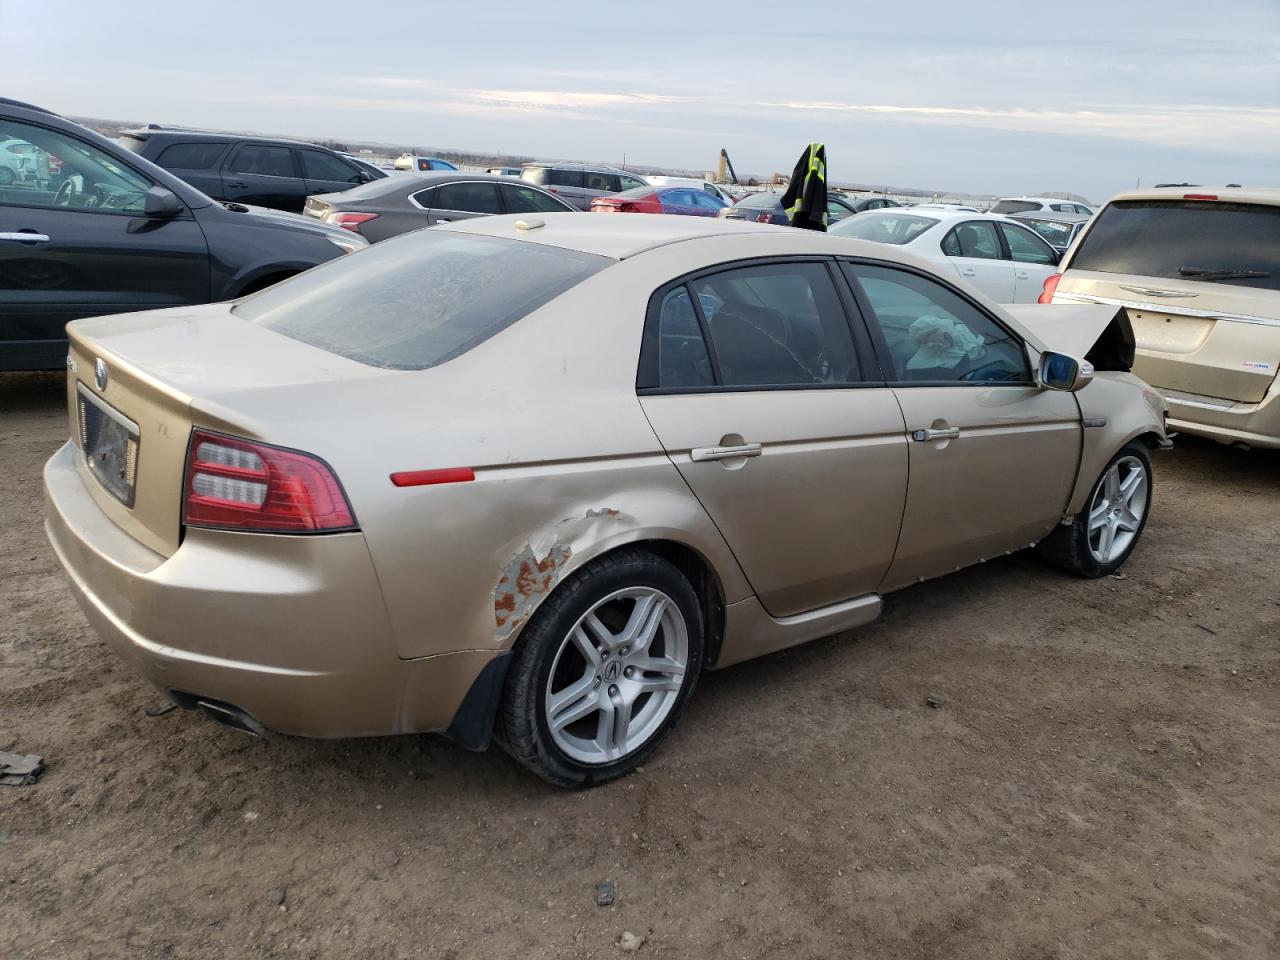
[602,660,623,682]
[94,358,109,391]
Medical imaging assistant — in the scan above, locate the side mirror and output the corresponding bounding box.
[358,170,373,183]
[143,186,183,218]
[1039,351,1094,392]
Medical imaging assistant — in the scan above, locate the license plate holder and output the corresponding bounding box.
[77,384,140,508]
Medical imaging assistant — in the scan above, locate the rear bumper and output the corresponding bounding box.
[1158,387,1280,449]
[43,441,496,738]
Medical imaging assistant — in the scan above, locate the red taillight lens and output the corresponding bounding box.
[755,211,772,223]
[183,430,356,533]
[1038,273,1062,304]
[324,211,379,232]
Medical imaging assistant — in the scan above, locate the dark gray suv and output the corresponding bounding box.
[0,99,366,371]
[120,128,385,213]
[519,162,648,210]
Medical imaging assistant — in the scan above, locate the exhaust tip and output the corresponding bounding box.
[197,700,267,737]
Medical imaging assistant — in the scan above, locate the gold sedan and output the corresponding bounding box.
[44,214,1169,787]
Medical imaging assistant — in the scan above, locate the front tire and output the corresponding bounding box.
[498,549,703,788]
[1037,441,1153,577]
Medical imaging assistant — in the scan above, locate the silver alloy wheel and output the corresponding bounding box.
[1087,455,1148,564]
[544,587,689,765]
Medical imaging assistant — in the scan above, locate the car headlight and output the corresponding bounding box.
[326,236,365,255]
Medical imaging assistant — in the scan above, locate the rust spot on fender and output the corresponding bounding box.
[494,543,571,640]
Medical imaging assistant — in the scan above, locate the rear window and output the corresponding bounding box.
[734,193,779,209]
[234,232,610,370]
[830,212,938,245]
[156,142,227,170]
[991,200,1040,215]
[1069,200,1280,292]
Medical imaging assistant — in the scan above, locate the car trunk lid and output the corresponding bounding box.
[64,304,387,557]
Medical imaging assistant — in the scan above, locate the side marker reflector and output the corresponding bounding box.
[390,467,475,488]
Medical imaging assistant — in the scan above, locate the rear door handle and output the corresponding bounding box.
[1016,270,1030,279]
[0,232,50,243]
[960,268,977,277]
[226,181,246,188]
[691,442,762,462]
[912,427,960,442]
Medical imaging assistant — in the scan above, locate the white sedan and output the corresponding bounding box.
[831,209,1061,303]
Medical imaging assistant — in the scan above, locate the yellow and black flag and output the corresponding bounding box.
[781,142,827,231]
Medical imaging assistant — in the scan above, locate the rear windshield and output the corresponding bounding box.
[734,193,779,209]
[830,212,939,245]
[234,232,610,369]
[991,200,1041,214]
[1070,200,1280,291]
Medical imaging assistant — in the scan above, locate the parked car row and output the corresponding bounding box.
[0,99,366,371]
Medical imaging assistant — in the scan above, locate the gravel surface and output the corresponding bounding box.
[2,370,1277,959]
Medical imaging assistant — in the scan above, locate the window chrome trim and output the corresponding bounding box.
[1054,292,1280,328]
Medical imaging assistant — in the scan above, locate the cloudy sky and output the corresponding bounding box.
[3,0,1277,200]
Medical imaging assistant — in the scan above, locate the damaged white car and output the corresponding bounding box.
[45,214,1169,786]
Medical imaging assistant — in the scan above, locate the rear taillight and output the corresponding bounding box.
[755,211,772,223]
[324,211,379,232]
[182,430,356,533]
[1038,273,1062,304]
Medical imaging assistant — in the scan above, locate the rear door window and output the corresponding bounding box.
[551,168,585,188]
[235,232,610,369]
[689,262,862,387]
[1068,199,1280,291]
[156,142,227,169]
[228,144,296,179]
[991,200,1040,215]
[655,287,715,388]
[433,181,502,214]
[585,171,620,192]
[941,221,1002,259]
[501,183,568,213]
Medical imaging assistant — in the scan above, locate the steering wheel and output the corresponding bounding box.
[54,178,79,207]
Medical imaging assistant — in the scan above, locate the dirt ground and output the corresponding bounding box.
[1,369,1277,960]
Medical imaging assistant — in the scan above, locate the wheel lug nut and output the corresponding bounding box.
[620,646,629,655]
[609,684,619,696]
[624,666,634,678]
[594,678,601,687]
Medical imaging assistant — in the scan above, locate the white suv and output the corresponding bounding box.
[992,196,1094,216]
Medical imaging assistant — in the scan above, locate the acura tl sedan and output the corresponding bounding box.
[45,214,1169,787]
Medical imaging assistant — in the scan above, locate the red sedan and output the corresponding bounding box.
[590,185,728,217]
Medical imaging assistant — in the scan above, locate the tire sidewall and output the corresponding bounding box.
[508,552,703,787]
[1076,441,1154,576]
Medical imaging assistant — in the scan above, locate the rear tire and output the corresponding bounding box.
[1037,441,1153,577]
[498,549,703,788]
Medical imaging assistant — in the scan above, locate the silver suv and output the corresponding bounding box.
[520,162,647,210]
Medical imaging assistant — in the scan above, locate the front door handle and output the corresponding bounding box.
[0,232,50,243]
[912,427,960,442]
[226,181,247,189]
[1016,270,1030,280]
[691,442,762,462]
[960,267,977,277]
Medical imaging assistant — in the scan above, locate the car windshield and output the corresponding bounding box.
[830,212,939,245]
[734,193,779,209]
[991,200,1041,214]
[1069,200,1280,291]
[1022,219,1075,247]
[234,232,611,369]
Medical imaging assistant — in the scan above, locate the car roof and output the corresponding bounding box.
[1008,210,1091,224]
[998,196,1080,204]
[325,171,538,202]
[1105,185,1280,207]
[0,97,55,115]
[437,211,781,259]
[522,160,634,175]
[121,127,333,150]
